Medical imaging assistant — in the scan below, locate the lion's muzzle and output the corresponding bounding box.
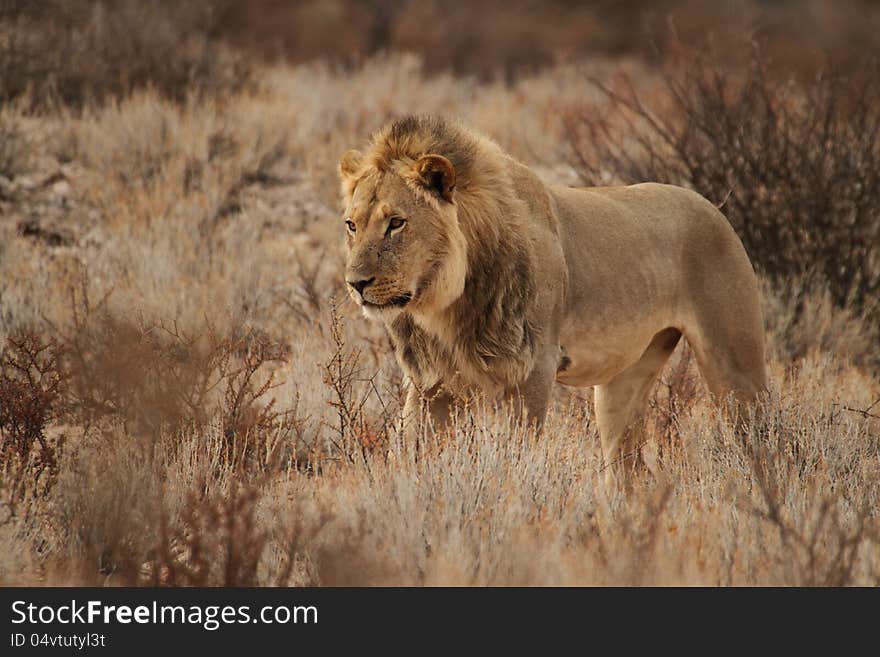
[347,277,375,296]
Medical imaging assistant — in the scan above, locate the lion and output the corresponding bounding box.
[337,115,767,486]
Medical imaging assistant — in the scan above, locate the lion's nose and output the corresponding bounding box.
[347,277,375,296]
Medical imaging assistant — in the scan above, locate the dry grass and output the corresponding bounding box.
[1,50,879,586]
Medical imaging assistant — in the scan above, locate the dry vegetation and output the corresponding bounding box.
[1,3,879,586]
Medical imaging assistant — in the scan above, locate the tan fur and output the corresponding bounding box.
[338,116,768,488]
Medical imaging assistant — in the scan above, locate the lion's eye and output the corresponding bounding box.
[345,220,356,233]
[386,217,406,235]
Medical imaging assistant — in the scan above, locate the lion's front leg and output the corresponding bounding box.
[509,349,558,430]
[401,380,457,442]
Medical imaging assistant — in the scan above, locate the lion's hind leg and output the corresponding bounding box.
[683,301,768,429]
[681,233,769,424]
[595,327,682,491]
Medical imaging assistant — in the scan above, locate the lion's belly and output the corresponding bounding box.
[548,183,699,387]
[555,350,630,387]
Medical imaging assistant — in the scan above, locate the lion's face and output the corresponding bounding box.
[339,151,467,321]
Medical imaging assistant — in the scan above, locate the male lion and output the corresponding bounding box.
[338,115,767,486]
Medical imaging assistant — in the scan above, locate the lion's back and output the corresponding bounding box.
[547,181,758,331]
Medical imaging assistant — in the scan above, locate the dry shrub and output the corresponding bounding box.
[218,331,299,471]
[0,334,66,523]
[144,480,265,586]
[78,474,360,587]
[0,0,252,109]
[48,280,301,474]
[564,46,880,319]
[321,303,400,468]
[55,284,225,436]
[52,441,270,586]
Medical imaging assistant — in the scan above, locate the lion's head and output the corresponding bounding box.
[337,117,471,320]
[337,116,544,394]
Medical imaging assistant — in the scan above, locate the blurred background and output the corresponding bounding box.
[3,0,880,107]
[219,0,880,76]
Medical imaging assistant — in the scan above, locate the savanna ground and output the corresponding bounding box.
[1,1,879,585]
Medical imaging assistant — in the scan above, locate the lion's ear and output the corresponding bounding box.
[415,154,455,203]
[338,149,363,180]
